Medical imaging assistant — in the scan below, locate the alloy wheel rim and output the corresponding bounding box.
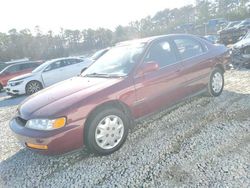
[212,72,223,93]
[95,115,124,150]
[28,82,40,94]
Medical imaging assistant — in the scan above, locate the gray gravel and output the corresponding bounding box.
[0,70,250,188]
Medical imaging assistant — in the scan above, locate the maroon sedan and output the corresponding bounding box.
[10,34,229,155]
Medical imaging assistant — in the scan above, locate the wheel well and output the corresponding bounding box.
[84,100,134,132]
[214,64,225,74]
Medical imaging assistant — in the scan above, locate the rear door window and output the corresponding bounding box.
[20,63,34,70]
[67,59,83,65]
[44,61,63,72]
[59,60,70,67]
[173,38,204,60]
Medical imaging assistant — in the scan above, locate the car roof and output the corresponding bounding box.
[41,57,83,67]
[4,58,29,64]
[115,36,162,46]
[115,34,200,46]
[2,60,41,66]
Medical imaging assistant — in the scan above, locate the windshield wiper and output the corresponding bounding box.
[85,73,112,78]
[85,73,124,78]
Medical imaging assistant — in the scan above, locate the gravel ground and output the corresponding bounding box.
[0,70,250,187]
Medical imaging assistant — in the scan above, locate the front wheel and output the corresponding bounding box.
[25,81,43,95]
[85,107,129,155]
[207,68,224,97]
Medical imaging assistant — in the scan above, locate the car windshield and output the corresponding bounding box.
[32,60,54,73]
[83,43,146,77]
[91,49,108,61]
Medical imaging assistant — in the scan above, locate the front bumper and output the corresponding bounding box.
[5,84,26,95]
[9,117,85,155]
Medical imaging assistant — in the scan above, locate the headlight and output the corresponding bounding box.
[25,117,66,130]
[9,80,23,86]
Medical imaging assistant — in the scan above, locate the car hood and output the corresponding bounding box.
[9,73,34,81]
[233,38,250,49]
[19,76,123,118]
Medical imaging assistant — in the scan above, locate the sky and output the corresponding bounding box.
[0,0,195,33]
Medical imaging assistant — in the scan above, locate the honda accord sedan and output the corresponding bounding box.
[10,34,230,155]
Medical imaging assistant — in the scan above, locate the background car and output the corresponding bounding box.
[10,34,230,156]
[0,58,30,72]
[5,57,91,95]
[231,30,250,69]
[219,19,250,45]
[203,35,219,44]
[221,21,241,31]
[0,61,41,91]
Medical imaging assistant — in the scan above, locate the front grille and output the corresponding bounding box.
[16,117,27,127]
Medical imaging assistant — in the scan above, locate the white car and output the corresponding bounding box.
[5,57,92,95]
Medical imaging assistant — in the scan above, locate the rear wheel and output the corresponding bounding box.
[85,107,129,155]
[207,68,224,97]
[25,81,43,95]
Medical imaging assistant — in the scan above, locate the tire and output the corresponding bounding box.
[25,81,43,95]
[84,107,129,155]
[207,68,224,97]
[0,84,3,92]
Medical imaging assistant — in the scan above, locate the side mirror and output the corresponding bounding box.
[137,61,159,76]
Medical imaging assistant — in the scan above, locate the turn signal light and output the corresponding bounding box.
[53,117,66,129]
[26,143,48,150]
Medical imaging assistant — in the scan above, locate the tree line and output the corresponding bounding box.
[0,0,249,62]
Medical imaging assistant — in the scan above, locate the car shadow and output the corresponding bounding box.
[0,147,93,186]
[0,93,27,108]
